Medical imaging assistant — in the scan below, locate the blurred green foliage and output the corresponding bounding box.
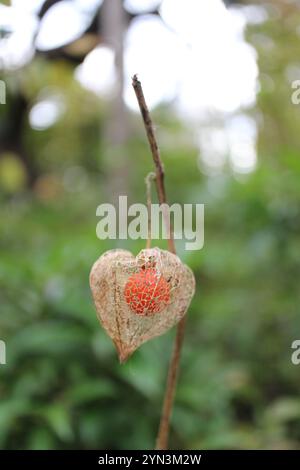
[1,3,300,450]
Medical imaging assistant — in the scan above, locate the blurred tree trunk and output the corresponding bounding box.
[0,92,38,188]
[101,0,129,200]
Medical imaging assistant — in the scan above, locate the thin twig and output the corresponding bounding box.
[145,172,156,249]
[132,75,176,255]
[132,74,188,450]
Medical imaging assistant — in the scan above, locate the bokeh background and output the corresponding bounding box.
[1,0,300,450]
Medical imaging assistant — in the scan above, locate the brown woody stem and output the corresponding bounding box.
[132,74,187,450]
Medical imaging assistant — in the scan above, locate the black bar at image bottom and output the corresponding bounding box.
[0,450,298,467]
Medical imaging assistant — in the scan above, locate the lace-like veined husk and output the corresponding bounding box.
[90,247,195,362]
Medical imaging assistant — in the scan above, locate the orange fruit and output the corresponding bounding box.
[124,267,170,315]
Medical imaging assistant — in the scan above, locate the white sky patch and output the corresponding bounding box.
[75,46,115,96]
[161,0,258,115]
[11,0,102,16]
[124,14,182,110]
[227,114,257,174]
[11,0,45,15]
[124,0,161,14]
[0,4,37,69]
[198,114,257,175]
[239,5,269,25]
[74,0,103,13]
[198,127,228,176]
[123,0,258,115]
[29,94,65,130]
[35,1,92,51]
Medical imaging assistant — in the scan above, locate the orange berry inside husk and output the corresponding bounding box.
[124,268,170,315]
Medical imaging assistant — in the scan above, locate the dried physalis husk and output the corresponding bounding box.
[89,247,195,362]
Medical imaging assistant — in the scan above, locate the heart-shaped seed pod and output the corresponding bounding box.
[90,247,195,362]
